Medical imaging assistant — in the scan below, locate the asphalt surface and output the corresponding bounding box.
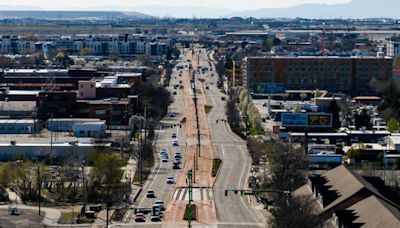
[121,48,266,227]
[197,50,266,227]
[124,54,188,225]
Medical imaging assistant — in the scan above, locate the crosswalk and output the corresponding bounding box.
[173,187,214,201]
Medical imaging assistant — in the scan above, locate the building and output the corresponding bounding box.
[386,39,400,57]
[244,56,393,95]
[47,118,102,132]
[232,60,243,86]
[293,165,400,227]
[0,141,111,161]
[0,119,37,134]
[72,121,106,138]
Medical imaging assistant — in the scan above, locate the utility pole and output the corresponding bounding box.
[187,170,193,228]
[50,113,53,165]
[37,165,41,216]
[106,185,110,227]
[82,165,87,215]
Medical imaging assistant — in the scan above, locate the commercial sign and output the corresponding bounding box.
[307,114,332,127]
[253,83,286,94]
[282,113,332,128]
[281,113,308,127]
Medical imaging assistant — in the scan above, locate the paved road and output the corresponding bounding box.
[198,50,267,227]
[124,54,188,225]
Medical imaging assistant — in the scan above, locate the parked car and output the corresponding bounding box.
[172,133,177,138]
[172,140,179,146]
[134,214,146,222]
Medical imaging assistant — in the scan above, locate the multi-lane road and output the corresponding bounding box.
[118,47,266,227]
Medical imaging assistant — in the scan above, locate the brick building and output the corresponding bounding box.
[244,56,393,95]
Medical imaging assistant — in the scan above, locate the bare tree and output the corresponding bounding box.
[269,195,324,228]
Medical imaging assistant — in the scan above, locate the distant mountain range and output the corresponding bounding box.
[0,0,399,19]
[227,0,400,19]
[0,9,152,20]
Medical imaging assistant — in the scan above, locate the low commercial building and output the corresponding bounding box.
[72,121,106,138]
[47,118,102,132]
[0,141,111,161]
[0,119,37,134]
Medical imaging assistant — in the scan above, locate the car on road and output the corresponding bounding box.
[154,200,165,210]
[134,208,151,214]
[174,157,181,163]
[146,190,156,198]
[160,148,168,153]
[172,140,179,146]
[166,176,174,184]
[169,113,176,117]
[172,133,177,138]
[172,162,180,169]
[161,157,168,163]
[174,152,182,158]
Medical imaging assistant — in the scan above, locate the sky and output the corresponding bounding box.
[1,0,351,11]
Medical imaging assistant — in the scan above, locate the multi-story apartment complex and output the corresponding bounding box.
[243,56,393,95]
[0,36,37,54]
[0,34,173,56]
[386,39,400,57]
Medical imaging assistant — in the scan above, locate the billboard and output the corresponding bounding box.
[281,113,308,127]
[307,114,332,127]
[253,83,286,94]
[282,113,332,128]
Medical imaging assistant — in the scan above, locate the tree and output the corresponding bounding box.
[387,117,400,133]
[326,99,341,129]
[129,115,145,136]
[55,52,74,68]
[354,109,372,130]
[272,38,282,46]
[108,53,119,62]
[80,48,94,56]
[0,56,17,68]
[262,39,273,52]
[269,195,324,228]
[267,141,309,191]
[89,152,123,204]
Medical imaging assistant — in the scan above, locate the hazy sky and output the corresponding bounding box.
[1,0,351,11]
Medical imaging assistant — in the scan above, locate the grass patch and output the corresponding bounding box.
[183,204,197,220]
[211,158,222,177]
[111,208,127,221]
[59,211,79,224]
[133,169,151,184]
[205,105,213,114]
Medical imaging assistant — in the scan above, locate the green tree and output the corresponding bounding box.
[80,48,94,56]
[55,52,74,67]
[262,39,273,52]
[387,117,400,133]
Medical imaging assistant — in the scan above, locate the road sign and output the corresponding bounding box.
[253,83,286,94]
